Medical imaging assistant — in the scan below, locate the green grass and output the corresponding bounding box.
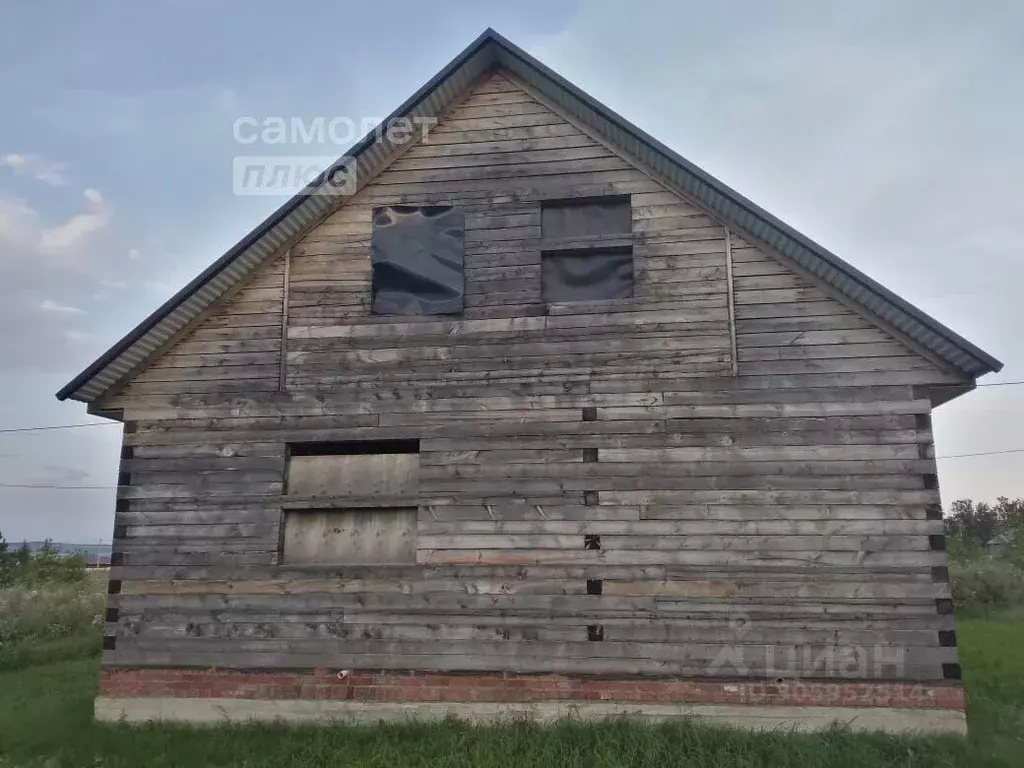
[0,609,1020,767]
[956,608,1024,766]
[0,571,106,673]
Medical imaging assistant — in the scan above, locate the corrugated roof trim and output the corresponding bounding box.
[57,28,1001,403]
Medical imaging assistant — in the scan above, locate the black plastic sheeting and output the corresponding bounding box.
[541,249,634,303]
[371,206,465,315]
[541,197,631,239]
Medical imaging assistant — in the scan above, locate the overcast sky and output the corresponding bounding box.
[0,0,1021,543]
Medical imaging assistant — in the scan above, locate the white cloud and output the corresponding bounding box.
[39,299,85,315]
[0,186,132,370]
[127,247,141,260]
[39,188,109,252]
[143,280,176,298]
[64,329,94,343]
[0,152,67,186]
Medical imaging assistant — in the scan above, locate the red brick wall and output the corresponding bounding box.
[98,669,965,710]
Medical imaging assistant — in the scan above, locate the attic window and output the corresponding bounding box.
[540,197,634,303]
[541,197,632,239]
[370,205,465,315]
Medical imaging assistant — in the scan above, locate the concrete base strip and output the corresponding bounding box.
[94,697,967,735]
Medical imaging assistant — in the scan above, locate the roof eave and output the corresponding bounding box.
[56,30,505,403]
[57,28,1002,403]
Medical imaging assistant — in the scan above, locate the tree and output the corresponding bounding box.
[28,540,85,584]
[14,541,30,571]
[944,499,1000,544]
[993,497,1024,530]
[0,530,14,588]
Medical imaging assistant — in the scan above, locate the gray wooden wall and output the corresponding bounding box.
[99,71,967,682]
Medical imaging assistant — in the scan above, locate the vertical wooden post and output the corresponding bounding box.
[279,248,291,391]
[724,228,738,376]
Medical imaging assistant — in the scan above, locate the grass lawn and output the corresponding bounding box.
[0,611,1020,767]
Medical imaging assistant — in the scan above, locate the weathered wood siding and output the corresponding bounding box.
[99,71,966,681]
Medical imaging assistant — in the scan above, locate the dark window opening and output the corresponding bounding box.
[290,439,420,457]
[587,624,605,642]
[584,534,602,551]
[541,196,631,239]
[542,249,633,303]
[586,579,603,595]
[371,205,465,315]
[540,197,634,303]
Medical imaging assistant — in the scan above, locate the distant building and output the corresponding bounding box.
[986,531,1015,557]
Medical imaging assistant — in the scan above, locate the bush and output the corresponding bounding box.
[0,535,14,589]
[25,543,86,585]
[0,572,105,671]
[950,558,1024,616]
[943,498,1024,615]
[0,535,87,587]
[947,533,986,564]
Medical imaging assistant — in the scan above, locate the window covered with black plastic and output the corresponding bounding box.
[371,205,465,315]
[542,249,634,302]
[541,196,634,302]
[541,197,631,239]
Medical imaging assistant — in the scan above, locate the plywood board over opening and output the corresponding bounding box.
[287,453,419,497]
[282,507,417,565]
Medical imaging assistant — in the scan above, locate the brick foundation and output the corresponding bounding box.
[98,669,964,710]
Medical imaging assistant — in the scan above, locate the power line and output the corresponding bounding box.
[0,381,1019,436]
[0,482,113,490]
[3,446,1024,491]
[0,422,118,434]
[935,448,1024,460]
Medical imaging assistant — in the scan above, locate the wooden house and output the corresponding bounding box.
[57,30,1001,733]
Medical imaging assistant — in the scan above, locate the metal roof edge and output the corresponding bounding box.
[484,30,1002,377]
[56,30,504,402]
[57,28,1002,402]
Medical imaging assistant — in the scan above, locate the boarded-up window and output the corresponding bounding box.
[371,205,465,315]
[541,197,633,302]
[282,508,416,565]
[282,442,419,565]
[287,453,419,498]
